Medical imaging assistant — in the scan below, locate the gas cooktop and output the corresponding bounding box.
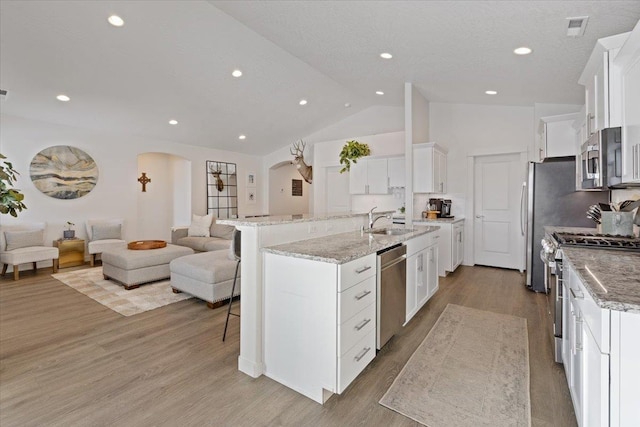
[553,232,640,252]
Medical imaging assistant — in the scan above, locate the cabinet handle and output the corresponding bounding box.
[355,290,372,300]
[354,318,371,331]
[569,288,584,300]
[354,347,371,362]
[355,265,371,274]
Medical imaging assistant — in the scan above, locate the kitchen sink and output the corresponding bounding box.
[369,228,414,236]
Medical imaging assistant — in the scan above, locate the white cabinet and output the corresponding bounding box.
[613,21,640,184]
[405,232,439,323]
[414,218,464,277]
[387,157,405,188]
[579,32,628,136]
[349,158,390,194]
[562,261,640,427]
[539,114,581,160]
[413,143,448,194]
[263,252,376,403]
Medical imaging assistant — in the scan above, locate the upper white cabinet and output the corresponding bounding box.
[349,157,389,195]
[613,20,640,183]
[387,157,405,188]
[413,142,448,194]
[579,32,629,136]
[539,114,581,160]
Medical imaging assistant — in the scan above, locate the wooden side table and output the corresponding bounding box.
[54,239,85,268]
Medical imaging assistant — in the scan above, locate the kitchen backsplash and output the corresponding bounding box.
[351,188,405,214]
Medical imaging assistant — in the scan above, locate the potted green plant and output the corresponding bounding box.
[0,153,27,217]
[339,140,371,173]
[64,222,75,239]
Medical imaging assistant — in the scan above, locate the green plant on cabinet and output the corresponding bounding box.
[339,140,371,173]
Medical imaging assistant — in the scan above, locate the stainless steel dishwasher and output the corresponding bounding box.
[376,244,407,350]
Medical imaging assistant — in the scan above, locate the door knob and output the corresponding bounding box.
[475,215,484,219]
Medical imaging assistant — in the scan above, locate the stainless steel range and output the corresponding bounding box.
[542,231,640,364]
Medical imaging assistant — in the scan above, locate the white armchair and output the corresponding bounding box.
[86,219,127,266]
[0,222,59,280]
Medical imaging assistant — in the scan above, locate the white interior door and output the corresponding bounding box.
[326,166,351,213]
[473,153,524,269]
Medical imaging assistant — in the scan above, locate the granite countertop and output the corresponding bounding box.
[562,247,640,313]
[414,217,465,223]
[263,225,440,264]
[218,211,394,227]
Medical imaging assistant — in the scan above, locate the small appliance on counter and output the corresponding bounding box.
[427,198,454,218]
[441,199,453,218]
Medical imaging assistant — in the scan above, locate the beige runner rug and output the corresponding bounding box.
[380,304,531,427]
[52,267,191,316]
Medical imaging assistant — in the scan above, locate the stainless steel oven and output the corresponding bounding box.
[541,235,563,363]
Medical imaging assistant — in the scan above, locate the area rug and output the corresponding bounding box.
[380,304,531,427]
[52,267,192,316]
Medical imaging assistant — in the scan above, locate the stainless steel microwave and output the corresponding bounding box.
[580,127,622,190]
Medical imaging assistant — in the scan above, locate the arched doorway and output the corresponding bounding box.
[137,153,191,240]
[268,161,310,216]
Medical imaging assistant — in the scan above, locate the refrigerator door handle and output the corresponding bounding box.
[520,181,526,236]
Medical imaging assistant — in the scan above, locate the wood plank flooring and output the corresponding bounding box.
[0,265,576,427]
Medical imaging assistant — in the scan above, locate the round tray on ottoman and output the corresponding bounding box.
[127,240,167,250]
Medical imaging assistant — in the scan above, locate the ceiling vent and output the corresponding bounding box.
[566,16,589,37]
[0,89,7,100]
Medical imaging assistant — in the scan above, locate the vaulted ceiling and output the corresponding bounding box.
[1,1,639,155]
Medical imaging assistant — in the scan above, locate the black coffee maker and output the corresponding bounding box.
[441,199,453,218]
[428,198,443,216]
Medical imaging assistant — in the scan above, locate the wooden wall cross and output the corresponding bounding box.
[137,172,151,192]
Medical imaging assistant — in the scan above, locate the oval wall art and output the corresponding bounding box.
[30,145,99,199]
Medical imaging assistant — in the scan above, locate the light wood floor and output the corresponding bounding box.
[0,265,576,427]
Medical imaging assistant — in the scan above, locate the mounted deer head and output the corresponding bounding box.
[208,164,224,192]
[290,140,313,184]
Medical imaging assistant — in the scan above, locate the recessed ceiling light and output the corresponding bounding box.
[232,69,243,78]
[107,15,124,27]
[380,52,393,59]
[513,47,532,55]
[299,99,308,106]
[485,90,498,95]
[344,102,351,108]
[168,119,178,125]
[56,94,70,102]
[238,135,246,140]
[375,91,384,95]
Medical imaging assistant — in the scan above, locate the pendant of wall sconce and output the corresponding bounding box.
[209,164,224,192]
[138,172,151,192]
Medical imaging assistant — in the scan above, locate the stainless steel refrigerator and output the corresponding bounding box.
[525,157,609,292]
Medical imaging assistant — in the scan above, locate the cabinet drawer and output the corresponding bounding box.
[337,329,376,393]
[338,253,376,292]
[338,303,376,356]
[406,233,430,256]
[338,275,376,324]
[571,279,610,354]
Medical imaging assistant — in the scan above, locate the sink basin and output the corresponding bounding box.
[369,228,414,236]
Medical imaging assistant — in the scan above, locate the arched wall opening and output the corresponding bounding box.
[137,152,191,240]
[268,161,310,216]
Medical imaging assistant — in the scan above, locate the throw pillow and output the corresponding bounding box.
[4,230,44,251]
[210,223,235,240]
[92,224,122,241]
[187,214,213,237]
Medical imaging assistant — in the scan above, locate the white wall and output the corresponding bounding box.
[313,131,406,214]
[262,105,405,214]
[0,114,263,253]
[268,163,310,215]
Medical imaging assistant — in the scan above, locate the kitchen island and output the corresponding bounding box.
[217,211,394,378]
[560,247,640,426]
[262,225,440,403]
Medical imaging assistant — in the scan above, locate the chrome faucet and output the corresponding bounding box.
[368,206,391,230]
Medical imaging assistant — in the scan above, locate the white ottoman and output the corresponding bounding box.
[170,250,240,308]
[102,244,194,290]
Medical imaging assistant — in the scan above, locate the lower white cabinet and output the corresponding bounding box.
[562,262,640,426]
[414,218,464,277]
[405,232,439,323]
[264,251,377,404]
